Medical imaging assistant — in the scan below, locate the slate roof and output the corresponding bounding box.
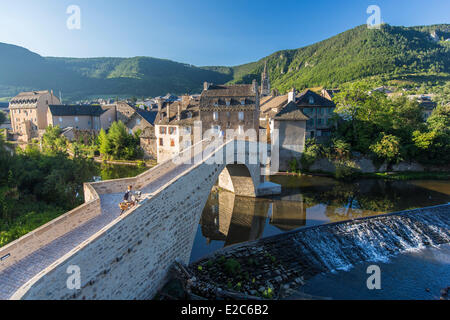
[296,89,335,107]
[200,84,258,111]
[260,94,288,114]
[134,109,158,125]
[155,101,200,126]
[48,105,107,117]
[201,84,257,98]
[272,101,309,121]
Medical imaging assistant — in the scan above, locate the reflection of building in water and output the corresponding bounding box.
[270,198,307,231]
[200,190,269,247]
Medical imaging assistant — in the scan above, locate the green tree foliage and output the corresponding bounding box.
[0,111,6,125]
[42,125,68,155]
[331,81,441,165]
[98,121,143,160]
[412,105,450,164]
[370,133,401,164]
[0,141,98,246]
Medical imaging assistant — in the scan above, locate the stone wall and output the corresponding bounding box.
[0,198,101,270]
[11,140,262,300]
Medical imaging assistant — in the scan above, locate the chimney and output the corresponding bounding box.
[158,102,162,121]
[167,103,171,121]
[203,82,210,91]
[252,79,258,94]
[177,103,181,121]
[288,87,296,103]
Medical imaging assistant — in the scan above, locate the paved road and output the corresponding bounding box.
[0,157,195,299]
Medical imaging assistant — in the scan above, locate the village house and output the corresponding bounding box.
[47,104,116,133]
[154,100,200,163]
[293,89,336,140]
[154,82,260,163]
[9,90,61,141]
[268,100,309,171]
[199,81,260,138]
[124,108,158,158]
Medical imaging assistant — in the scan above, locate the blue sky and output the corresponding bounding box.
[0,0,449,66]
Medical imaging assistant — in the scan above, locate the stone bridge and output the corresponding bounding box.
[0,139,274,300]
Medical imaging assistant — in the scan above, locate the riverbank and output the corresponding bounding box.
[179,204,450,300]
[280,170,450,181]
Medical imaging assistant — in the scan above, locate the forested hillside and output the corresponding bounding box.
[0,23,448,101]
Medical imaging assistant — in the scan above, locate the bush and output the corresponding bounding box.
[223,258,241,276]
[334,160,360,180]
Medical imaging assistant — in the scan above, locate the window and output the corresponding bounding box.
[159,126,166,134]
[170,139,175,147]
[240,99,245,105]
[238,125,244,134]
[226,99,231,106]
[213,111,219,121]
[317,119,324,126]
[238,112,244,121]
[75,116,79,122]
[59,117,63,122]
[309,96,314,104]
[159,138,164,146]
[169,127,176,135]
[137,119,141,125]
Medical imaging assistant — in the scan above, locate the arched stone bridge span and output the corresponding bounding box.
[0,139,269,300]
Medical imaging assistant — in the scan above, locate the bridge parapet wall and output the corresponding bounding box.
[0,198,101,271]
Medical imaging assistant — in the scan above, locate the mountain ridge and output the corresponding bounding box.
[0,23,449,101]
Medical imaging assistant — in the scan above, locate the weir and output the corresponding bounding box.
[188,204,450,299]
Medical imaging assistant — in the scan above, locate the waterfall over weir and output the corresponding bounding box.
[258,204,450,276]
[188,204,450,299]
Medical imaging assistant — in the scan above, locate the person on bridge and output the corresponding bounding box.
[124,185,134,204]
[119,185,136,215]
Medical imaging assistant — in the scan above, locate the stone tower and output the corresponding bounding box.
[260,61,271,96]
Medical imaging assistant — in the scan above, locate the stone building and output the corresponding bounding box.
[124,108,158,159]
[9,90,61,141]
[47,105,116,133]
[199,81,260,138]
[260,61,271,97]
[268,100,309,171]
[155,100,200,163]
[294,89,336,140]
[154,82,260,163]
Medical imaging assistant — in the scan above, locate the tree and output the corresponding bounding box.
[98,128,111,157]
[370,133,401,165]
[97,121,143,160]
[41,126,68,156]
[0,111,6,125]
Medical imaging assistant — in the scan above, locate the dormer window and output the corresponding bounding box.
[226,99,231,106]
[213,100,219,107]
[240,99,245,105]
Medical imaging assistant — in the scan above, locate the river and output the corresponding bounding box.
[191,176,450,263]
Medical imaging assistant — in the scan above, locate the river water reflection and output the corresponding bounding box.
[190,175,450,263]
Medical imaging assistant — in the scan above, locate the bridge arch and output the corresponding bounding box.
[10,139,264,300]
[217,163,259,197]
